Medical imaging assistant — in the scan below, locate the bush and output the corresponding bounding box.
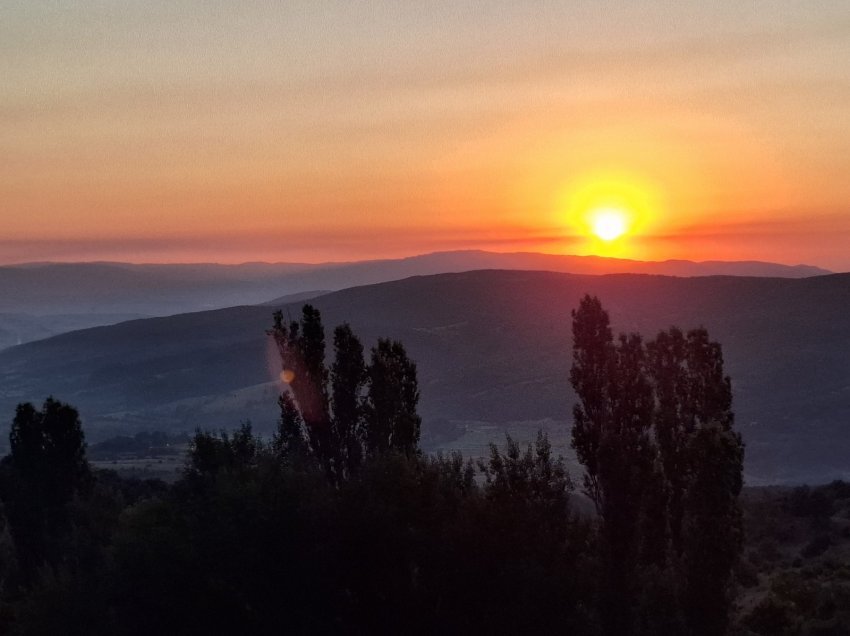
[742,595,797,635]
[736,558,760,588]
[787,486,833,520]
[801,534,832,559]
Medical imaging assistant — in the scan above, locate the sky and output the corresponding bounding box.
[2,1,850,269]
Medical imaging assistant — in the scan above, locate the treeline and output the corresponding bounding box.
[0,412,585,634]
[87,431,190,461]
[0,300,758,634]
[739,482,850,634]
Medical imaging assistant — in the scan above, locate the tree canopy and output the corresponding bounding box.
[571,294,745,635]
[0,299,768,635]
[269,305,421,483]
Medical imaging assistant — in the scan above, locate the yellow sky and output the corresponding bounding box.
[2,2,850,268]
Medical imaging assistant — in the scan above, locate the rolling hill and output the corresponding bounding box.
[0,269,848,484]
[0,251,830,349]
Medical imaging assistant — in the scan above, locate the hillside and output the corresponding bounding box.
[0,270,848,484]
[0,251,830,349]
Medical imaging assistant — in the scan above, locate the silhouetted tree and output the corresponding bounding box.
[470,432,592,633]
[8,399,90,502]
[0,505,15,602]
[0,398,90,583]
[570,295,613,513]
[363,339,421,457]
[648,326,743,636]
[186,422,262,480]
[681,423,744,636]
[646,327,690,556]
[330,323,367,477]
[269,306,336,478]
[570,295,656,634]
[570,296,744,635]
[272,392,307,459]
[269,307,422,481]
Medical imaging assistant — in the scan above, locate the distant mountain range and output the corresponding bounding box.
[0,251,831,349]
[0,269,847,485]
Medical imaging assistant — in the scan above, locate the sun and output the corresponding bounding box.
[591,208,628,241]
[559,171,658,246]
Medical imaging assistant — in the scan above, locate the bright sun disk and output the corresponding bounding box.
[592,208,628,241]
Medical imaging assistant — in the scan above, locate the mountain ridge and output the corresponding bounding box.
[6,249,831,275]
[0,250,831,350]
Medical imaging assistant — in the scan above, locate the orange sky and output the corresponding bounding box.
[2,2,850,269]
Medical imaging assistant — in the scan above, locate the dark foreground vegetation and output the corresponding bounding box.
[0,300,844,634]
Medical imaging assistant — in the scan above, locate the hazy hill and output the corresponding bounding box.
[0,269,847,484]
[0,251,829,349]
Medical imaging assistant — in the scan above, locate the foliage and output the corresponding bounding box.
[362,338,421,457]
[570,294,745,635]
[269,305,421,483]
[0,399,91,585]
[741,595,799,635]
[0,301,790,635]
[186,422,263,479]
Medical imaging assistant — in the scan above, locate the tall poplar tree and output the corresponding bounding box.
[570,295,656,634]
[0,398,90,581]
[331,323,367,477]
[269,306,422,482]
[570,295,744,636]
[270,306,335,478]
[649,327,743,636]
[363,339,421,457]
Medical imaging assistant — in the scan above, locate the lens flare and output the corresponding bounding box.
[280,369,296,384]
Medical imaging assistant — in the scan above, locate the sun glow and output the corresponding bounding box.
[591,208,628,241]
[555,170,663,258]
